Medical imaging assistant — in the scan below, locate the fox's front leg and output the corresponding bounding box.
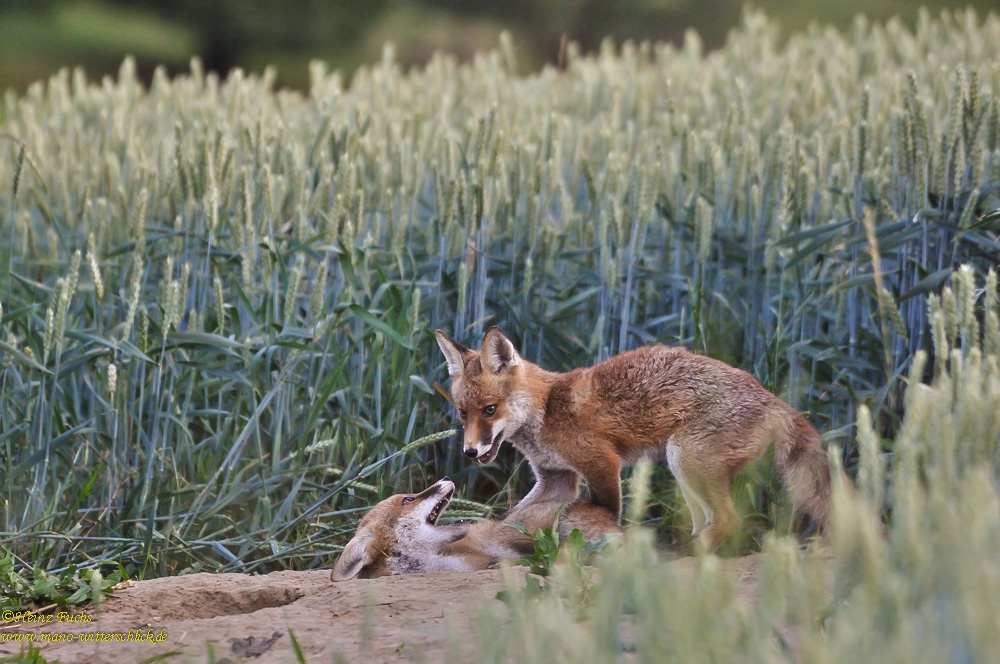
[555,434,623,521]
[581,456,623,521]
[506,467,579,517]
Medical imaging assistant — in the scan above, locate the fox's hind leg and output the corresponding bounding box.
[666,443,708,535]
[666,439,740,552]
[694,475,740,552]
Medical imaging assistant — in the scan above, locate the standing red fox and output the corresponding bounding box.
[435,327,831,551]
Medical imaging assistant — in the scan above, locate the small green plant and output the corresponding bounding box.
[0,549,122,614]
[495,519,563,605]
[561,529,612,571]
[497,514,613,607]
[510,515,614,578]
[508,519,563,579]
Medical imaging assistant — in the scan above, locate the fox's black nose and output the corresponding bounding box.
[463,448,478,458]
[442,476,451,482]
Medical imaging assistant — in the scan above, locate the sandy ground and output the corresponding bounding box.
[0,556,761,664]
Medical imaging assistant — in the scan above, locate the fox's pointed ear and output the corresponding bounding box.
[331,532,374,582]
[482,326,521,374]
[435,329,472,377]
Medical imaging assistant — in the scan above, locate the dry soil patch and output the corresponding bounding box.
[0,556,761,663]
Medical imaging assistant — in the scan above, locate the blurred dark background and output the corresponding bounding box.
[0,0,994,92]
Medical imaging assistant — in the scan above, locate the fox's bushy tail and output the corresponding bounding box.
[774,410,831,532]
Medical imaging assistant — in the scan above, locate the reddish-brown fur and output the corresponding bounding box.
[330,479,619,580]
[439,498,620,566]
[436,327,831,552]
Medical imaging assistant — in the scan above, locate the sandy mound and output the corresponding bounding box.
[0,556,760,663]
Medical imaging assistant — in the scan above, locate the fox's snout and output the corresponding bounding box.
[459,426,505,464]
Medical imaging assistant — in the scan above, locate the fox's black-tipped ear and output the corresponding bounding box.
[330,532,374,582]
[482,326,521,374]
[435,329,472,377]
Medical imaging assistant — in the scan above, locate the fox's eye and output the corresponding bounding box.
[483,404,497,417]
[458,410,467,420]
[402,496,416,505]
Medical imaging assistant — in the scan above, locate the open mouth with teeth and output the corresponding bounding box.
[476,430,504,464]
[426,486,454,524]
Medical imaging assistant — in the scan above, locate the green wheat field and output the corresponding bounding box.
[1,8,999,662]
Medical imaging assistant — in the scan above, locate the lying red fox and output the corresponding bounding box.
[330,478,619,581]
